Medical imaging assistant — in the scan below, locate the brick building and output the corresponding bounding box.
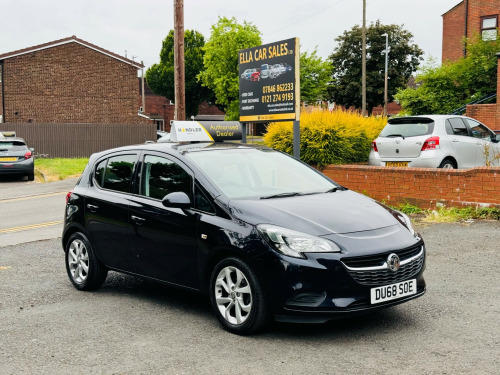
[137,78,225,132]
[442,1,499,130]
[442,0,499,62]
[0,36,150,125]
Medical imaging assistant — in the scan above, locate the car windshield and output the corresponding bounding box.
[0,141,27,151]
[185,147,337,199]
[380,119,434,138]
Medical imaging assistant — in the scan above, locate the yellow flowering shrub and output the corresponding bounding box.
[263,109,386,167]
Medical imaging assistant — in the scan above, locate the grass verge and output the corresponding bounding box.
[396,202,500,223]
[34,158,88,182]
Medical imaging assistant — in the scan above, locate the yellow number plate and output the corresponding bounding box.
[385,161,408,167]
[0,157,17,162]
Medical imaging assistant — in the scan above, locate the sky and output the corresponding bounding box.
[1,0,461,70]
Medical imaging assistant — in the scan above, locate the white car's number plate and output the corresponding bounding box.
[370,279,417,304]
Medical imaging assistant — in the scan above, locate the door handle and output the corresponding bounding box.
[131,215,146,225]
[86,204,99,212]
[452,139,459,143]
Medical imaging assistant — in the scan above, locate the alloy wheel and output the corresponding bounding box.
[214,266,253,325]
[67,238,89,284]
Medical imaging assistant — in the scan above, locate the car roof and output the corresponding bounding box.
[0,137,26,143]
[90,141,268,160]
[388,114,474,123]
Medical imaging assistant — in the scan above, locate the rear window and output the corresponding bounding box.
[380,119,434,138]
[0,141,27,151]
[94,154,137,194]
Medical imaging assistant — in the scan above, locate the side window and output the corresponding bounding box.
[140,155,192,200]
[98,154,137,193]
[194,184,215,214]
[465,119,492,141]
[94,159,107,187]
[447,118,469,136]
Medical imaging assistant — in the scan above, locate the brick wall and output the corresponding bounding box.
[2,43,148,124]
[322,165,500,209]
[466,104,497,129]
[442,1,465,62]
[497,54,500,131]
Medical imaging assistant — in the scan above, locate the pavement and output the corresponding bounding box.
[0,177,79,247]
[0,177,79,201]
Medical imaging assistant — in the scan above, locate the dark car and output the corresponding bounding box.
[62,123,425,335]
[0,132,35,181]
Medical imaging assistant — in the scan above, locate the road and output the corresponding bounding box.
[0,178,499,374]
[0,177,77,247]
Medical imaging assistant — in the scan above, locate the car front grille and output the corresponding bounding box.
[341,245,425,286]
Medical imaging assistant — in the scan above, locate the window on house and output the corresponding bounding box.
[481,16,498,41]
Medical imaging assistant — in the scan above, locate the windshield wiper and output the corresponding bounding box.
[386,134,405,139]
[324,187,339,193]
[260,192,302,199]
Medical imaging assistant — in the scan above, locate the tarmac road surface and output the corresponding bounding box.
[0,220,499,374]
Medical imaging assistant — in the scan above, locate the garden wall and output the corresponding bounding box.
[322,165,500,209]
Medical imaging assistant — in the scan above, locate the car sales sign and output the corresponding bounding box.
[239,38,300,123]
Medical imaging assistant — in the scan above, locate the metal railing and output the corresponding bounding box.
[449,93,497,115]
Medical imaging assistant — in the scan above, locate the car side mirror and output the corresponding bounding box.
[162,192,191,209]
[491,134,500,143]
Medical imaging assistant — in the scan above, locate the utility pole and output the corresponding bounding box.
[173,0,186,120]
[361,0,367,116]
[382,33,389,117]
[141,60,146,114]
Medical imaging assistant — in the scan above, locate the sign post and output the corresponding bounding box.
[238,38,300,158]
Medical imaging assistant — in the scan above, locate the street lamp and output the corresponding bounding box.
[382,33,389,117]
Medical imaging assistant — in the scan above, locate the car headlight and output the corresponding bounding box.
[396,211,415,236]
[257,224,341,258]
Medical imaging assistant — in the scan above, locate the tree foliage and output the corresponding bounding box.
[146,30,212,117]
[300,48,333,104]
[198,16,262,120]
[395,36,500,115]
[328,21,423,113]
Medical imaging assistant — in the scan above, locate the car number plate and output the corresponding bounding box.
[385,161,408,167]
[0,157,17,162]
[370,279,417,304]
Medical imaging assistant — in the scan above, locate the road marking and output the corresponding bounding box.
[0,192,66,204]
[0,220,64,234]
[0,266,11,271]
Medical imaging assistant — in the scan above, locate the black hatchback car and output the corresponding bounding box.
[63,123,425,334]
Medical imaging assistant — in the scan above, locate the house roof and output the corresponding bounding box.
[442,1,464,17]
[0,35,144,69]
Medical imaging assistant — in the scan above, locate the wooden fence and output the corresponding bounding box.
[0,123,156,158]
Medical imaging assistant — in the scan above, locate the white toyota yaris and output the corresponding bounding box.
[369,115,500,169]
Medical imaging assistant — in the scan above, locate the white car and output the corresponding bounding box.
[369,115,500,169]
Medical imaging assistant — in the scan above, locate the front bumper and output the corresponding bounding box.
[253,241,426,323]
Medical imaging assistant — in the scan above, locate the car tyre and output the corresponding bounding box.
[65,232,107,291]
[210,257,269,335]
[438,158,456,169]
[27,172,35,181]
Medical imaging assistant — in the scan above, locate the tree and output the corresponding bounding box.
[395,36,500,115]
[328,21,423,114]
[146,30,212,117]
[198,16,262,120]
[300,48,333,104]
